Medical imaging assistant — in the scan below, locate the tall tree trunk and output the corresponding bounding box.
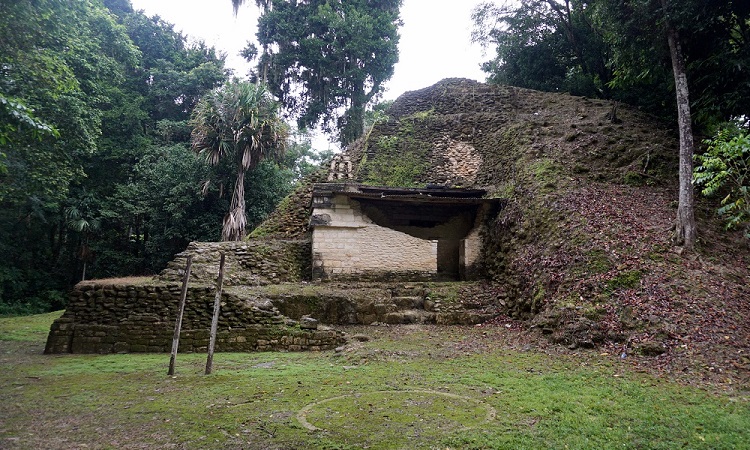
[341,81,366,146]
[259,44,270,84]
[222,167,246,241]
[661,0,696,250]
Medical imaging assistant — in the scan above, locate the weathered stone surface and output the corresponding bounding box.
[158,240,312,287]
[299,316,319,330]
[44,281,345,354]
[232,282,503,328]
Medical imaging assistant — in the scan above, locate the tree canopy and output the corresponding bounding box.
[472,0,611,98]
[235,0,402,146]
[473,0,750,129]
[0,0,306,314]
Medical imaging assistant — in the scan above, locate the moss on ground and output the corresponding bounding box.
[1,313,748,449]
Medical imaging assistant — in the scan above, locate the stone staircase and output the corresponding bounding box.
[380,284,431,324]
[228,281,504,327]
[379,283,499,325]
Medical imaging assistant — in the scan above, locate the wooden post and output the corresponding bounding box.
[205,252,225,375]
[168,255,192,376]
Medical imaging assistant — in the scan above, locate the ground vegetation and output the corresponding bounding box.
[1,313,748,449]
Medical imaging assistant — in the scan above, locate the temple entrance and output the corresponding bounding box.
[309,184,503,281]
[437,239,460,280]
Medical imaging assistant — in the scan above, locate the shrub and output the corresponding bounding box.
[694,121,750,236]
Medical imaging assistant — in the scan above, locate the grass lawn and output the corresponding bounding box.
[0,312,748,449]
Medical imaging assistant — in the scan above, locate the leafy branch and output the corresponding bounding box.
[694,122,750,235]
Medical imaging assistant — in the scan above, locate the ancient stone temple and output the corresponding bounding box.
[45,78,566,353]
[46,76,710,355]
[309,183,503,281]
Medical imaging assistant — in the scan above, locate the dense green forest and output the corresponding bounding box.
[0,0,322,314]
[472,0,750,127]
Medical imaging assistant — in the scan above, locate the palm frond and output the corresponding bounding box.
[191,79,289,240]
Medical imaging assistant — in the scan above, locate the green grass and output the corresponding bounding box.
[0,314,748,449]
[0,311,62,341]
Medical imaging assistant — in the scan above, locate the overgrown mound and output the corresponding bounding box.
[254,78,749,378]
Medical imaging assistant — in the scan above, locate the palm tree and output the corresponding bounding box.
[64,193,101,281]
[191,80,288,241]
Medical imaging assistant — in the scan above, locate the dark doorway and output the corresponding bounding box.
[437,239,460,280]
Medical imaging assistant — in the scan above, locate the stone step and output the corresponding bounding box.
[391,296,424,309]
[390,284,427,297]
[384,309,435,325]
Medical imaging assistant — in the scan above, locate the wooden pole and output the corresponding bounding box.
[205,252,226,375]
[168,255,192,376]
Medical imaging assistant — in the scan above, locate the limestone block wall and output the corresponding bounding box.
[460,227,482,279]
[45,281,344,354]
[313,226,438,279]
[311,196,438,280]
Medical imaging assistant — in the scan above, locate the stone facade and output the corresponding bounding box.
[310,184,501,281]
[45,281,344,354]
[312,195,438,280]
[433,135,483,186]
[327,154,354,181]
[246,282,507,326]
[459,227,482,279]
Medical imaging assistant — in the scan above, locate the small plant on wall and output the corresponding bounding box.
[364,148,428,187]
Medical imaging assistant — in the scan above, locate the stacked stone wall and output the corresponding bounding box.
[313,226,438,279]
[251,282,505,326]
[45,281,344,354]
[432,135,483,186]
[159,239,312,286]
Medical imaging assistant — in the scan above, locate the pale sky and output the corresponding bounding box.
[129,0,489,147]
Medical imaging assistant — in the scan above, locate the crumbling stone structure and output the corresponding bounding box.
[44,79,535,354]
[45,281,344,354]
[158,240,311,286]
[309,184,501,281]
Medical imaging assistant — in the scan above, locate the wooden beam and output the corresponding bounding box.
[168,255,192,376]
[205,252,226,375]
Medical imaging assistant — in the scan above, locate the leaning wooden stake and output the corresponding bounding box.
[168,255,193,376]
[205,252,226,375]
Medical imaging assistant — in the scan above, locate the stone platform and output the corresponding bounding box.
[44,278,505,354]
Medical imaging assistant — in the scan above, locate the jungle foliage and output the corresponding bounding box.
[694,121,750,236]
[234,0,403,146]
[473,0,750,239]
[0,0,308,314]
[191,81,289,241]
[472,0,750,129]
